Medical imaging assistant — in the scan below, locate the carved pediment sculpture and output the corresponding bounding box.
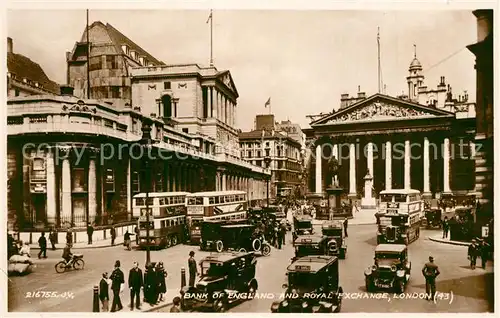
[62,100,97,114]
[326,101,433,124]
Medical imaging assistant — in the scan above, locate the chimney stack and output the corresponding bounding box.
[60,85,74,96]
[7,37,13,53]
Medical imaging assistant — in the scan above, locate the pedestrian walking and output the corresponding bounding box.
[49,229,57,250]
[66,230,73,246]
[144,263,157,305]
[479,239,490,269]
[468,239,479,269]
[156,262,167,302]
[280,221,287,246]
[124,231,132,251]
[110,260,124,312]
[442,216,450,239]
[128,261,143,310]
[37,232,47,259]
[134,226,140,245]
[188,251,198,287]
[110,226,116,246]
[344,218,348,237]
[422,255,440,301]
[87,222,94,244]
[99,272,110,312]
[170,296,182,312]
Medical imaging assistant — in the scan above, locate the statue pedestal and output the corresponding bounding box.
[326,186,344,220]
[361,173,376,209]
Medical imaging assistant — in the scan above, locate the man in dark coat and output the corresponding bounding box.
[422,255,440,301]
[38,232,47,259]
[480,239,490,269]
[110,260,124,312]
[66,230,73,246]
[134,226,140,245]
[124,231,132,251]
[343,218,348,237]
[87,223,94,244]
[468,239,479,269]
[62,243,73,266]
[188,251,198,287]
[49,230,57,250]
[442,217,450,239]
[110,226,116,246]
[143,263,157,305]
[99,272,110,312]
[128,261,143,310]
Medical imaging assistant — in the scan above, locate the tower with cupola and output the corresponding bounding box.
[406,45,425,102]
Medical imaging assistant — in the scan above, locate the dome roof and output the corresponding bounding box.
[409,57,422,69]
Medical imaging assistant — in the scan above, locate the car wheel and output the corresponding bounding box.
[216,240,224,253]
[166,237,172,248]
[172,235,178,246]
[55,261,66,273]
[261,243,271,256]
[252,239,262,252]
[214,298,228,312]
[239,248,247,253]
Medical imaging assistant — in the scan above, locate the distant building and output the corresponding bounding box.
[66,22,164,109]
[275,120,306,150]
[304,52,476,201]
[6,37,59,97]
[239,114,303,199]
[467,9,493,223]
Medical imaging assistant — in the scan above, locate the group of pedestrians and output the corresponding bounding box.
[467,238,490,269]
[99,260,168,312]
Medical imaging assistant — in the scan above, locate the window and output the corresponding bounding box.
[89,56,102,71]
[164,82,171,90]
[132,171,140,192]
[110,86,121,98]
[121,45,129,54]
[162,95,172,118]
[106,55,118,69]
[247,151,252,158]
[105,168,115,192]
[31,158,46,180]
[257,150,261,157]
[209,197,215,204]
[265,149,270,157]
[72,168,87,192]
[15,89,20,97]
[182,128,189,133]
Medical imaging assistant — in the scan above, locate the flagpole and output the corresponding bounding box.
[377,27,381,94]
[210,9,213,66]
[86,9,91,99]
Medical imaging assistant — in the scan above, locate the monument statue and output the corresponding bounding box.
[327,156,340,188]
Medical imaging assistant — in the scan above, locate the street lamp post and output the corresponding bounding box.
[140,120,153,266]
[264,156,272,207]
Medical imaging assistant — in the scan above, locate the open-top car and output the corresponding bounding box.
[292,234,329,262]
[293,215,314,240]
[322,220,347,259]
[203,223,271,256]
[364,244,411,293]
[271,255,343,313]
[181,252,258,312]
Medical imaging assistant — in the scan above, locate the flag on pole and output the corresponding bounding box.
[206,10,213,24]
[264,97,271,108]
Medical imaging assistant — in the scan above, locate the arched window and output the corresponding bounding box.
[162,95,172,118]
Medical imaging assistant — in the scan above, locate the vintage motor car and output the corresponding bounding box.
[271,255,343,313]
[200,219,247,251]
[293,215,314,240]
[181,252,258,312]
[204,223,271,256]
[292,234,329,262]
[321,220,347,259]
[364,244,411,293]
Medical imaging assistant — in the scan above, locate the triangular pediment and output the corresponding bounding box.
[217,71,239,97]
[312,94,454,126]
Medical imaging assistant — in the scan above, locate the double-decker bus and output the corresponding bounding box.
[376,189,423,245]
[186,190,248,244]
[132,192,189,249]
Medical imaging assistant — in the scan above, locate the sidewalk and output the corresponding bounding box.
[29,237,125,250]
[428,234,471,246]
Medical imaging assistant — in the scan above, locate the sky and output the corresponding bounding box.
[7,9,477,131]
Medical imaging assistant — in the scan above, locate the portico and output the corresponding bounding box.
[305,94,476,201]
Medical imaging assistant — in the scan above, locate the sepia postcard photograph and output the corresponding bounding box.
[2,0,496,315]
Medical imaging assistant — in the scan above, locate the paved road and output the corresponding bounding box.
[9,223,493,313]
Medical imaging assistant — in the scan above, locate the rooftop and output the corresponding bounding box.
[375,244,407,253]
[287,255,336,273]
[202,251,254,263]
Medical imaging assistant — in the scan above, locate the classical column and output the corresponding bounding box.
[215,172,220,191]
[233,103,237,127]
[208,87,213,117]
[88,153,97,224]
[423,137,431,196]
[315,144,322,194]
[46,148,57,226]
[385,141,392,190]
[61,154,72,226]
[349,143,356,196]
[332,144,339,159]
[126,158,132,213]
[367,142,374,177]
[222,173,227,191]
[404,140,411,189]
[443,138,451,193]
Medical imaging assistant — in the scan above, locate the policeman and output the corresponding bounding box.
[468,239,479,269]
[422,256,440,301]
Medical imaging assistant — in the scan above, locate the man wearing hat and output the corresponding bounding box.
[422,256,440,301]
[99,272,110,312]
[110,260,125,312]
[128,261,143,310]
[468,239,479,269]
[188,251,198,287]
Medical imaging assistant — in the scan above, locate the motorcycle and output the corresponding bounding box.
[55,254,85,273]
